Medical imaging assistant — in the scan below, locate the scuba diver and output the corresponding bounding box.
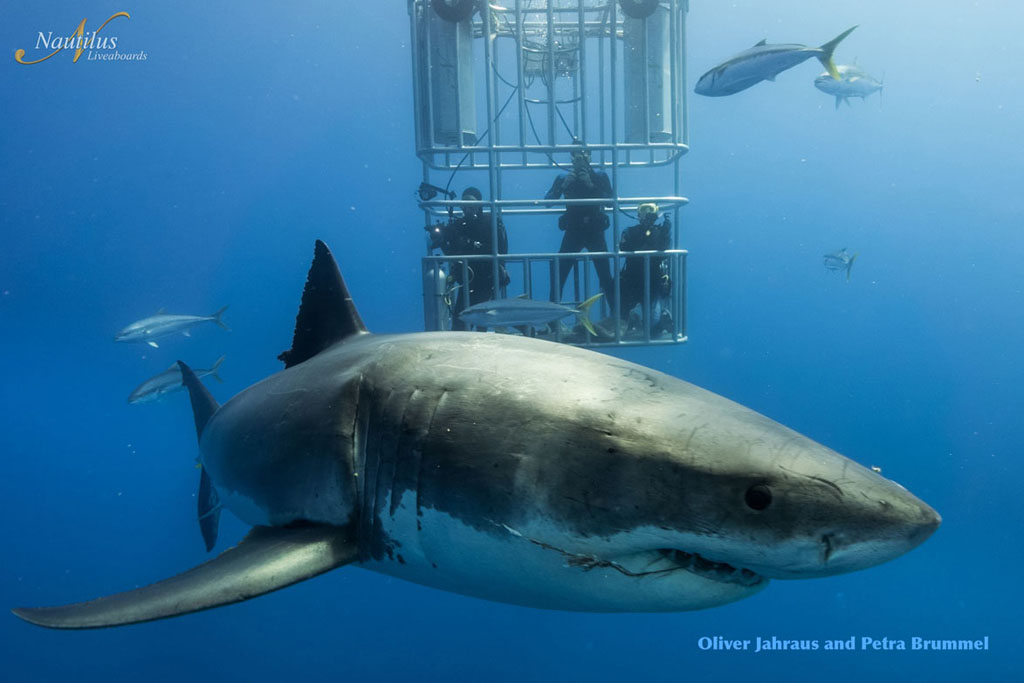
[545,149,615,303]
[428,186,510,330]
[619,202,674,336]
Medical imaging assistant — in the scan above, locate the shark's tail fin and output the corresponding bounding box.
[210,305,230,331]
[208,355,226,383]
[846,253,858,282]
[817,25,857,80]
[179,361,222,551]
[576,293,604,336]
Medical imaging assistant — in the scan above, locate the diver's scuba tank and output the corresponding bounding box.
[423,220,457,331]
[422,264,450,331]
[423,262,452,332]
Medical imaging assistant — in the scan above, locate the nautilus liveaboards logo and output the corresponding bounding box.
[14,11,146,64]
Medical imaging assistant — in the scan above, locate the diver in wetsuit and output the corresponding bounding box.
[433,187,510,329]
[619,203,674,336]
[545,149,615,303]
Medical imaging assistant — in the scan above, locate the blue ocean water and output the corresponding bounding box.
[2,1,1020,681]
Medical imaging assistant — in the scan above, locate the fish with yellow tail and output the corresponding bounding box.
[459,293,604,335]
[696,26,858,97]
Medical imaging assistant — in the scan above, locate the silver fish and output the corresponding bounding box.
[815,64,883,109]
[115,306,229,348]
[459,294,603,335]
[695,26,857,97]
[824,248,858,282]
[127,356,226,404]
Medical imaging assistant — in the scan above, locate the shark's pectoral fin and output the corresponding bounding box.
[11,524,358,629]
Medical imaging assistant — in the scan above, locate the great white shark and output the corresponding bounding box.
[12,241,940,628]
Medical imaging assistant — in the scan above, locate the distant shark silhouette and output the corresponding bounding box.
[13,241,939,628]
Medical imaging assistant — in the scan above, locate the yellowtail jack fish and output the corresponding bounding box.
[695,26,857,97]
[128,356,226,404]
[824,248,858,282]
[815,64,883,109]
[114,306,229,348]
[459,294,603,335]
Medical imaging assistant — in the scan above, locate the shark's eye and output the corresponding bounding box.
[745,484,772,511]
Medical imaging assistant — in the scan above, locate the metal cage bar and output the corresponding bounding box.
[421,251,688,348]
[411,0,690,349]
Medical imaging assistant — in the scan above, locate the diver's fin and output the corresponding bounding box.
[817,25,857,80]
[11,524,358,629]
[198,467,221,552]
[210,305,230,331]
[576,293,604,337]
[178,361,219,441]
[278,240,368,368]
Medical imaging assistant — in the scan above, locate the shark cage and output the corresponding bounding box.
[409,0,690,347]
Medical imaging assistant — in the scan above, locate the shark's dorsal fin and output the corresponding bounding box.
[178,361,219,441]
[278,240,368,369]
[754,38,767,47]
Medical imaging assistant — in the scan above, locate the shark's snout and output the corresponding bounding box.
[713,461,941,582]
[792,481,941,579]
[902,499,941,548]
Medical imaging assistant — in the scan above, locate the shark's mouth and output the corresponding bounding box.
[511,526,765,587]
[657,548,764,587]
